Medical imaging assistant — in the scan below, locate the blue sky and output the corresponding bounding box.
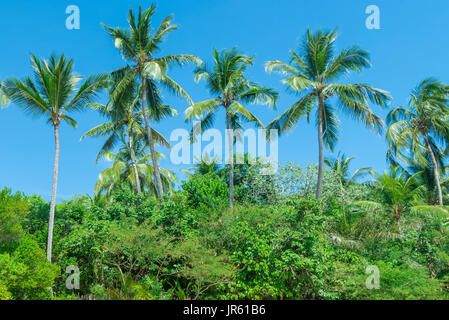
[1,0,449,201]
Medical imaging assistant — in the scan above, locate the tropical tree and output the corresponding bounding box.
[0,82,9,107]
[5,53,105,261]
[95,133,175,197]
[102,4,200,200]
[180,154,221,177]
[81,80,172,194]
[266,29,391,199]
[386,78,449,205]
[185,48,278,206]
[398,154,449,205]
[324,152,372,186]
[352,167,447,224]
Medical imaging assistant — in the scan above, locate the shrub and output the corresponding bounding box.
[0,236,59,299]
[182,173,228,208]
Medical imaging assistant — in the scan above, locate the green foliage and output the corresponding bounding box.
[339,261,447,300]
[0,282,12,300]
[0,188,29,243]
[211,200,342,299]
[181,173,228,208]
[2,162,449,300]
[0,236,59,300]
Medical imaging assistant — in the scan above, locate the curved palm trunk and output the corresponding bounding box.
[141,76,164,200]
[226,111,234,207]
[46,124,60,262]
[424,135,443,205]
[316,96,324,199]
[128,132,142,193]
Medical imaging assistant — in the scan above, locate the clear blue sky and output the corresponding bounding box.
[1,0,449,201]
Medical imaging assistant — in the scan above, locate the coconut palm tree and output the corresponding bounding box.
[266,29,391,199]
[102,4,200,200]
[95,133,175,197]
[324,152,372,186]
[396,152,449,205]
[386,78,449,205]
[185,48,278,206]
[352,167,448,224]
[5,53,105,262]
[181,154,221,177]
[81,80,172,195]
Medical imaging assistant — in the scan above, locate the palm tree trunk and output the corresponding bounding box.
[47,124,60,262]
[128,132,141,193]
[141,76,164,200]
[316,96,324,199]
[424,135,443,205]
[226,111,234,207]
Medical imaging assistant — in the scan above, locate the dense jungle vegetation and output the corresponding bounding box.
[2,159,449,300]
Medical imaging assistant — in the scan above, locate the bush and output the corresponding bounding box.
[339,261,448,300]
[0,188,29,243]
[182,173,228,208]
[0,236,59,300]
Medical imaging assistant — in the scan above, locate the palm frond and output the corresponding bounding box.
[267,93,314,133]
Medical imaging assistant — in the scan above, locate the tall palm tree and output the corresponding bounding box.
[185,48,278,206]
[266,29,391,199]
[5,53,105,262]
[95,133,175,197]
[386,78,449,205]
[102,4,200,200]
[81,80,172,194]
[324,152,372,185]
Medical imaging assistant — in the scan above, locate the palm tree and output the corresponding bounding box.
[5,53,105,262]
[398,154,449,205]
[81,80,172,194]
[324,152,372,186]
[0,82,9,108]
[102,4,200,200]
[95,133,175,197]
[352,167,447,224]
[266,29,391,199]
[386,78,449,205]
[181,154,221,177]
[185,48,278,206]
